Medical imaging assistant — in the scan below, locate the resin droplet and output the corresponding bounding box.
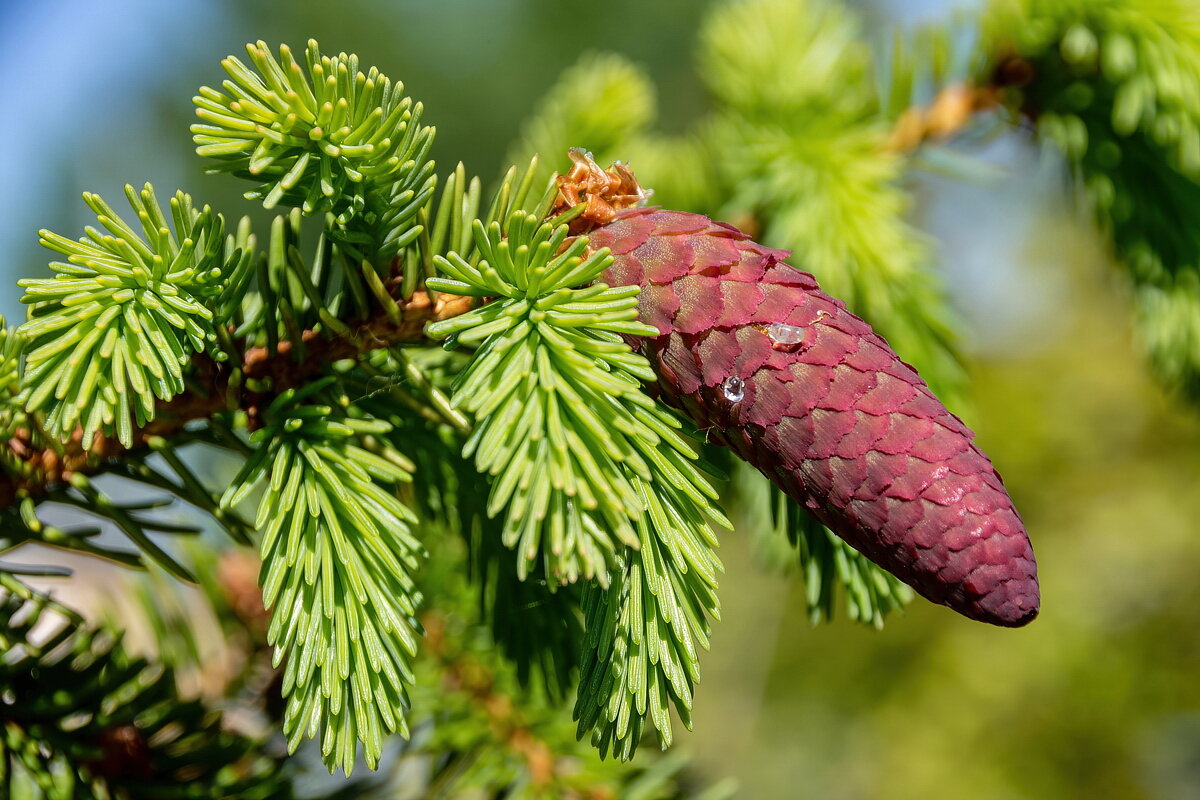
[765,322,806,349]
[722,376,745,402]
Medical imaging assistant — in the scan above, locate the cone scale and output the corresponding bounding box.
[559,153,1040,627]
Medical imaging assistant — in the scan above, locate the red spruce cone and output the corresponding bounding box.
[558,153,1039,626]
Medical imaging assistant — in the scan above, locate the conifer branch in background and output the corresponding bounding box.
[981,0,1200,399]
[0,577,293,799]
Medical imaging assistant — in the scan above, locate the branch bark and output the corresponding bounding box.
[0,289,471,508]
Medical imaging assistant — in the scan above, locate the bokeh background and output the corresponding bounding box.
[3,1,1198,798]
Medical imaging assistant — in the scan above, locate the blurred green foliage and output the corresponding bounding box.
[981,0,1200,401]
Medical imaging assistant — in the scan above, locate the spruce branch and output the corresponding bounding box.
[17,185,252,450]
[219,377,424,775]
[423,208,730,757]
[193,40,436,265]
[355,371,584,699]
[0,155,553,574]
[0,318,23,443]
[426,211,729,586]
[0,13,1115,787]
[573,478,722,762]
[0,287,467,511]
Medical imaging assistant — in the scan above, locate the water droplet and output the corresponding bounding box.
[722,376,745,402]
[766,322,806,347]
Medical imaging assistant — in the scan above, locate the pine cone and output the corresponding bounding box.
[587,206,1040,627]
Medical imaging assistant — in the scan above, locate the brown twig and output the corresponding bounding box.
[885,55,1036,154]
[885,82,1003,153]
[0,289,471,509]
